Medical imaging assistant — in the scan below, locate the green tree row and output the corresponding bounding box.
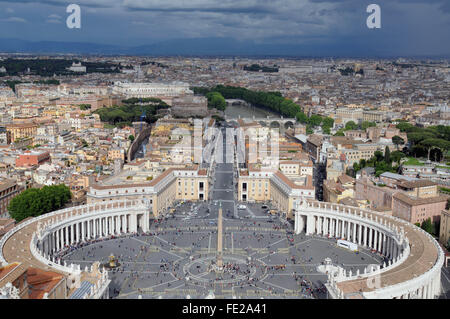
[94,99,169,127]
[334,120,376,136]
[205,92,227,111]
[396,122,450,161]
[193,85,337,133]
[348,147,406,178]
[243,64,279,73]
[192,85,301,118]
[8,184,71,222]
[0,58,120,77]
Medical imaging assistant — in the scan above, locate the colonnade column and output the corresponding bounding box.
[331,219,335,237]
[345,221,349,241]
[63,227,67,247]
[374,230,379,252]
[378,232,382,254]
[56,229,60,251]
[359,224,363,245]
[336,219,342,238]
[70,224,74,244]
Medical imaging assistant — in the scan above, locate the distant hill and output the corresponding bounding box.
[0,38,126,55]
[0,37,448,58]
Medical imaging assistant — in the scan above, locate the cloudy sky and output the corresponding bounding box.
[0,0,449,56]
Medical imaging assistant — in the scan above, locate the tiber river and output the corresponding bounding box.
[224,100,279,119]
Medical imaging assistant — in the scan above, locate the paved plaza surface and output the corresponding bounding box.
[60,208,386,299]
[59,124,449,299]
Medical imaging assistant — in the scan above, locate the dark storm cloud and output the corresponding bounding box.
[0,0,448,56]
[309,0,450,13]
[0,0,118,8]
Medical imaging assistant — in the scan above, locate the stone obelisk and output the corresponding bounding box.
[217,201,223,268]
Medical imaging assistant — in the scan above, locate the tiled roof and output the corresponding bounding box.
[393,192,447,206]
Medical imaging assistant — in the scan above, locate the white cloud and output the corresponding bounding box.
[1,17,27,23]
[46,18,61,24]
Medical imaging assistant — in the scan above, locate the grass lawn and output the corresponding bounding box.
[403,157,424,166]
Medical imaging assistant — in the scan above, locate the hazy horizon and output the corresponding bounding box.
[1,0,450,57]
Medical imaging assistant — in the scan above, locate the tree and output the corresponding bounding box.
[374,150,383,162]
[408,132,435,146]
[206,92,226,111]
[359,159,367,168]
[8,185,71,222]
[392,135,405,150]
[353,163,360,174]
[420,218,434,235]
[79,104,91,110]
[295,111,308,124]
[384,146,391,163]
[322,117,334,128]
[420,138,450,161]
[345,121,357,131]
[390,151,406,164]
[128,135,135,142]
[308,114,323,127]
[361,121,376,130]
[396,122,415,132]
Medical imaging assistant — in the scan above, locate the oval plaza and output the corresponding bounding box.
[0,194,445,299]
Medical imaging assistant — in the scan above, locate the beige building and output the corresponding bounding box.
[279,160,313,177]
[362,110,384,123]
[108,148,125,162]
[439,210,450,247]
[87,166,208,218]
[323,174,355,204]
[238,166,315,219]
[6,123,37,143]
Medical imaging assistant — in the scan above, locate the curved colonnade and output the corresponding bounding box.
[294,201,445,299]
[0,200,150,299]
[0,199,445,299]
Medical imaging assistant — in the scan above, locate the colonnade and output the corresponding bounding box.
[293,202,444,299]
[392,274,442,299]
[40,213,143,256]
[296,214,400,259]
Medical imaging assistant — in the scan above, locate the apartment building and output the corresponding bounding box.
[6,123,37,143]
[0,178,21,218]
[87,166,208,218]
[238,166,315,219]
